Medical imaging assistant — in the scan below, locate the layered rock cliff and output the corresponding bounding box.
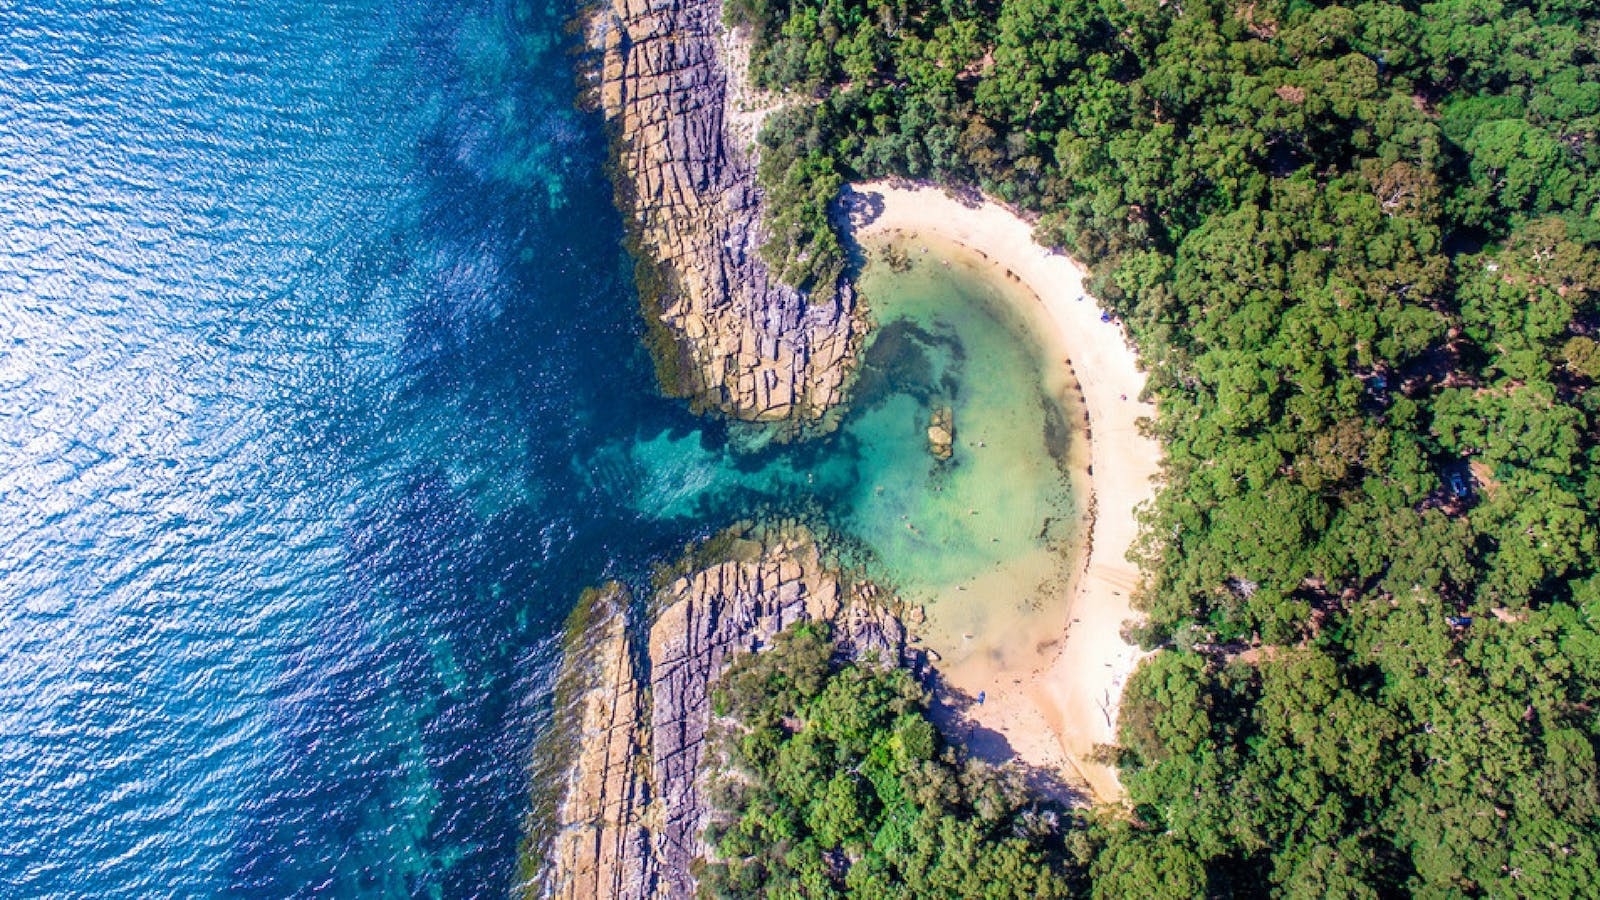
[588,0,860,424]
[536,526,910,899]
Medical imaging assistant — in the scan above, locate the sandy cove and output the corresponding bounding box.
[848,181,1162,803]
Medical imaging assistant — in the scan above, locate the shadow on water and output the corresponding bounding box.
[222,1,710,895]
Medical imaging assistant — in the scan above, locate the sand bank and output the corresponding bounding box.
[847,182,1161,803]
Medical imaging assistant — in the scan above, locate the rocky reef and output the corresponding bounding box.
[587,0,860,424]
[535,526,910,899]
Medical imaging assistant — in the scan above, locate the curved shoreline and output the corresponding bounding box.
[847,181,1162,802]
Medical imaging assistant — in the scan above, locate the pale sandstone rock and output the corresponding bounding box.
[542,585,656,899]
[587,0,859,424]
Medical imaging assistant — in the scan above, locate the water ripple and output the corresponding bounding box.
[0,0,676,896]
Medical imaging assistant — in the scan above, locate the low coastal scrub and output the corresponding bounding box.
[699,622,1086,898]
[731,0,1600,895]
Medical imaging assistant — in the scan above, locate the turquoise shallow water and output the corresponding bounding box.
[836,245,1083,602]
[0,3,1079,897]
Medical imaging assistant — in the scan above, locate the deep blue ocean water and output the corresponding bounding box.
[0,1,1080,897]
[0,1,712,895]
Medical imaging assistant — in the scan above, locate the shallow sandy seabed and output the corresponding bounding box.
[848,182,1163,804]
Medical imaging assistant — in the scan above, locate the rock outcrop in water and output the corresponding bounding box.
[536,526,911,899]
[928,405,955,461]
[587,0,860,424]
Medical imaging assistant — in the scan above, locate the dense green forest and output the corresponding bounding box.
[722,0,1600,894]
[700,623,1085,898]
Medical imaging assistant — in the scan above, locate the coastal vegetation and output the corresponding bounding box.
[724,0,1600,894]
[700,622,1084,898]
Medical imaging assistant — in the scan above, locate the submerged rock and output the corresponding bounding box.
[534,525,912,899]
[586,0,860,425]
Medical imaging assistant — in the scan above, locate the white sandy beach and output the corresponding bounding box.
[848,181,1162,803]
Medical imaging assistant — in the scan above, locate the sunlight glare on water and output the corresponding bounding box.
[0,0,684,895]
[0,1,1084,897]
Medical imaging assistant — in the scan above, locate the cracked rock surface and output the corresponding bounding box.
[589,0,859,423]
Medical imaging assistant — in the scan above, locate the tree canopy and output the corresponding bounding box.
[730,0,1600,894]
[700,623,1084,899]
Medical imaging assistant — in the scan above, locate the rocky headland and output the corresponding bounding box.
[586,0,860,425]
[535,526,910,899]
